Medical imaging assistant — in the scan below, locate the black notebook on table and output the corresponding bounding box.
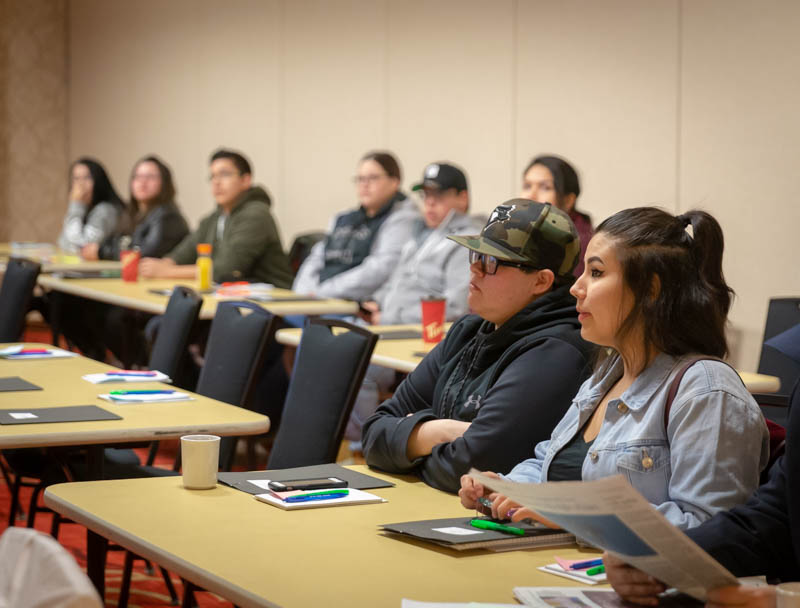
[381,516,575,551]
[218,463,395,494]
[0,377,42,392]
[0,405,122,425]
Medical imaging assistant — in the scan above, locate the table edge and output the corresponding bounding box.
[44,489,281,608]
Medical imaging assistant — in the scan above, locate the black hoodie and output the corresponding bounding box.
[362,284,594,493]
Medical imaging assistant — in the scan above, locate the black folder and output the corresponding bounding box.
[0,405,122,425]
[0,377,42,392]
[381,517,575,551]
[218,463,395,494]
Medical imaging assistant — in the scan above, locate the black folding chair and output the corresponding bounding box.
[118,301,277,608]
[267,318,378,469]
[0,257,41,341]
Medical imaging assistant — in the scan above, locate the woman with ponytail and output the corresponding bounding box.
[460,207,770,530]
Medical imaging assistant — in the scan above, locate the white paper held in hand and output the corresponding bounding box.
[468,469,738,602]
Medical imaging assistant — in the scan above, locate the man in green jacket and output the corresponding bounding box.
[140,149,293,288]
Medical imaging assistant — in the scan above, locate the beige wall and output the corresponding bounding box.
[1,0,792,372]
[0,0,69,242]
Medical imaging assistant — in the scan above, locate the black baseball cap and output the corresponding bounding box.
[412,162,468,193]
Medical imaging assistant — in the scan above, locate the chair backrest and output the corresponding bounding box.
[758,297,800,394]
[147,286,202,385]
[287,231,326,276]
[0,527,102,607]
[0,257,41,342]
[196,301,277,407]
[267,318,378,469]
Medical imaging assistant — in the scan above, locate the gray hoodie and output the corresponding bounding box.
[375,210,485,324]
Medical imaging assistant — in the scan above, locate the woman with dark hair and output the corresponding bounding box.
[459,207,769,530]
[57,158,124,254]
[520,155,592,276]
[293,150,420,299]
[81,156,189,261]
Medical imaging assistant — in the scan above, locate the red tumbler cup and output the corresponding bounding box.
[121,249,140,282]
[421,298,446,344]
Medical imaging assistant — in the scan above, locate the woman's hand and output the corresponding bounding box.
[604,552,666,606]
[81,243,99,260]
[706,586,776,608]
[489,495,560,528]
[458,471,499,509]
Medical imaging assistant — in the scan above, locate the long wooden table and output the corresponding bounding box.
[276,325,782,392]
[0,344,269,449]
[37,276,358,320]
[0,343,270,598]
[0,242,121,274]
[44,466,597,607]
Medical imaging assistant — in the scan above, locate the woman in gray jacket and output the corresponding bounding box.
[57,158,124,254]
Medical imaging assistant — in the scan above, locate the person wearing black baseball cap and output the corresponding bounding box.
[346,162,483,443]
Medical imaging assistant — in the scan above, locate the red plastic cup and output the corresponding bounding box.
[121,249,140,282]
[421,298,446,344]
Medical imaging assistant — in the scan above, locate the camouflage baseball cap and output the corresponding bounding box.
[448,199,580,278]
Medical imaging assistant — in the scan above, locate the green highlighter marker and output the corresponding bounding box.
[290,489,349,499]
[586,565,606,576]
[469,518,525,536]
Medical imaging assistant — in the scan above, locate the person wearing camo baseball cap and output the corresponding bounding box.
[447,199,580,329]
[362,198,593,493]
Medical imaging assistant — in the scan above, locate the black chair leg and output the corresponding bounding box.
[181,580,196,608]
[50,512,62,538]
[160,567,179,605]
[8,476,22,527]
[26,484,44,528]
[118,551,135,608]
[146,441,161,466]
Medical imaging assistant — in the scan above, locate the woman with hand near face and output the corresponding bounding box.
[460,207,769,531]
[57,158,124,254]
[81,156,188,261]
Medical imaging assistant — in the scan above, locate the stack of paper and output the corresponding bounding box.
[0,346,78,360]
[255,487,385,510]
[99,391,192,403]
[538,556,607,584]
[83,371,171,384]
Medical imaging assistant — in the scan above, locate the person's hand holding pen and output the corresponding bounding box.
[459,471,500,509]
[491,494,560,528]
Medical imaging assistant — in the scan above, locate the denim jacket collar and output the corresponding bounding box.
[573,352,684,414]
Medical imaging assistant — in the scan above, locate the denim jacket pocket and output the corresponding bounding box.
[615,441,671,505]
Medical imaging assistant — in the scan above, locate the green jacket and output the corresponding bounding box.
[167,186,292,288]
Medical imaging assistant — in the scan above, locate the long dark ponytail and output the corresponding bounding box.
[597,207,733,365]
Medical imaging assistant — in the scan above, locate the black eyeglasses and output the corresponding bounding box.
[469,250,537,275]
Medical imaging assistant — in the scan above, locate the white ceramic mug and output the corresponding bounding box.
[181,434,220,490]
[778,582,800,608]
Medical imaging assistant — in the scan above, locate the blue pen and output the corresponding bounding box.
[109,390,175,395]
[284,492,348,503]
[569,558,604,570]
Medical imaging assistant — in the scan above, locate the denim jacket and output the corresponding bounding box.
[506,353,770,530]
